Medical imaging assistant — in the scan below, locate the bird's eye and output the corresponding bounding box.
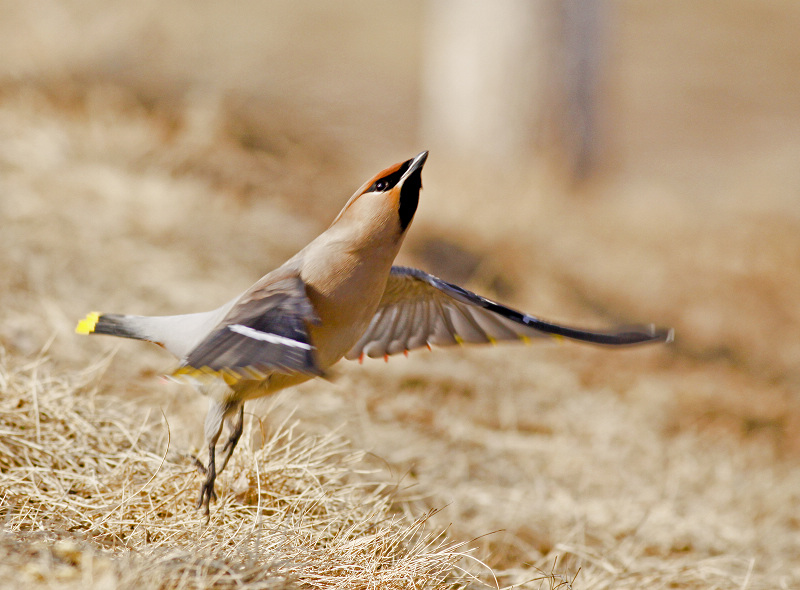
[367,163,408,193]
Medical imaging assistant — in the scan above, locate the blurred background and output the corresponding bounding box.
[1,0,799,585]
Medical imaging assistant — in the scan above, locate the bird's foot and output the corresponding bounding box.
[195,457,218,520]
[190,454,208,475]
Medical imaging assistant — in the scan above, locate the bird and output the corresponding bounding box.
[76,151,672,516]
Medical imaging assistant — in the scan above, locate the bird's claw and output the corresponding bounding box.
[195,451,217,519]
[191,454,208,475]
[196,475,218,518]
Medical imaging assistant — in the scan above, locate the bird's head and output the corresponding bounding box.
[330,151,428,244]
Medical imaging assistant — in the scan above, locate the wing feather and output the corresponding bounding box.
[449,303,490,343]
[471,305,519,341]
[408,300,432,349]
[345,266,673,361]
[430,297,459,347]
[366,306,398,358]
[174,274,321,383]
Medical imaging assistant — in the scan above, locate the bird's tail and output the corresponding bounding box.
[75,312,148,341]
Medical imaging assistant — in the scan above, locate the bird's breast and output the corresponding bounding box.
[302,247,394,368]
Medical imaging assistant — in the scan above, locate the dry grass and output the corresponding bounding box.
[0,345,774,590]
[0,349,485,589]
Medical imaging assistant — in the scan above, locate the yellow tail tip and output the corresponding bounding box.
[75,312,101,335]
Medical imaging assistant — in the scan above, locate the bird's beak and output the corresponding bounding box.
[399,151,428,184]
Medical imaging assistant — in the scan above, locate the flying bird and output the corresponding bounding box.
[76,151,672,516]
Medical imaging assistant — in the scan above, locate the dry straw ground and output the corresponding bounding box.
[1,2,800,589]
[0,351,481,589]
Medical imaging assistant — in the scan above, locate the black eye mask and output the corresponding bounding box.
[366,160,411,193]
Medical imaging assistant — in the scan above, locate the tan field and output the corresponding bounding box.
[1,1,799,588]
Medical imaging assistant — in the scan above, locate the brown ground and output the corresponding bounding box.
[1,1,799,588]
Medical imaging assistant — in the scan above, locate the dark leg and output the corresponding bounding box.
[196,399,226,518]
[217,404,244,476]
[197,441,218,517]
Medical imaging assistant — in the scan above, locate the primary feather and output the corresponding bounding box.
[346,267,672,360]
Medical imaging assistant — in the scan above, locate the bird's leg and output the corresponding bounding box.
[197,399,226,517]
[197,440,218,518]
[217,403,244,476]
[191,454,208,475]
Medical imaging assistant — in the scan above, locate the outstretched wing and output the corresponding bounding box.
[174,274,321,383]
[345,266,672,361]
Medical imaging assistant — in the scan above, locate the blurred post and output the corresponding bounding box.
[420,0,607,184]
[559,0,605,182]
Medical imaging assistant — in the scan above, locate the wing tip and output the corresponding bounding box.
[639,323,673,343]
[624,324,674,346]
[660,326,675,344]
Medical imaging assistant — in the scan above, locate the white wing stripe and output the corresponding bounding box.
[228,324,312,350]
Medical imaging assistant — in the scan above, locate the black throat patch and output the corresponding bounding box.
[398,167,421,231]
